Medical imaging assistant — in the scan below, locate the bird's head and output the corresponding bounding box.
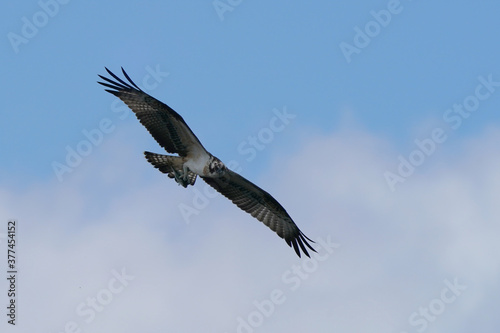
[209,156,227,176]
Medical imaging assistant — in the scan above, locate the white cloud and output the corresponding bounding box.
[1,124,499,332]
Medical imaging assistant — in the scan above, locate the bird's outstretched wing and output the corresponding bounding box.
[202,170,316,257]
[98,67,206,157]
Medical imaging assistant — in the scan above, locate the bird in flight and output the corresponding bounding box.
[98,68,316,257]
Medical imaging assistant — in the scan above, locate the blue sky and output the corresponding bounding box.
[2,1,500,332]
[3,1,500,186]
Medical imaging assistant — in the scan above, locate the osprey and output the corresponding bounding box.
[98,68,316,257]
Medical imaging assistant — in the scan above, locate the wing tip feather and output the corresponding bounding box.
[97,67,142,95]
[286,230,317,258]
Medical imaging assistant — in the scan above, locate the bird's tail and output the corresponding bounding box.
[144,152,197,187]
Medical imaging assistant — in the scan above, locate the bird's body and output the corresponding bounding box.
[98,68,316,257]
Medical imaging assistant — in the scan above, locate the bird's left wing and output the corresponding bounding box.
[98,67,207,158]
[202,170,316,257]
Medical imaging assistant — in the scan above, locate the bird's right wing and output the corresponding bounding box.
[98,67,207,158]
